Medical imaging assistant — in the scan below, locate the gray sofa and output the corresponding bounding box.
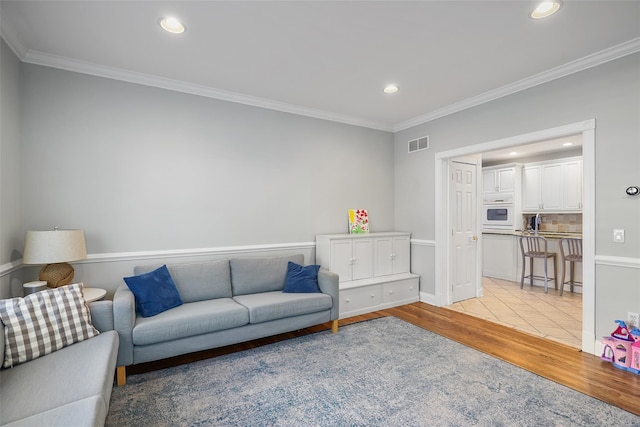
[113,254,339,386]
[0,301,119,427]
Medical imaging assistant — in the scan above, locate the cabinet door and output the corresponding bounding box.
[482,170,498,193]
[541,163,563,210]
[522,166,541,211]
[374,236,394,276]
[352,238,373,280]
[392,235,411,274]
[563,160,583,210]
[497,168,515,192]
[330,240,353,282]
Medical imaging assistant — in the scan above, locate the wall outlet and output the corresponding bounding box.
[628,312,640,328]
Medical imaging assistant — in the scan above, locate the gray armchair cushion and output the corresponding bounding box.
[230,254,304,296]
[134,259,232,303]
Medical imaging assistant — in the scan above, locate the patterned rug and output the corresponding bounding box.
[106,317,640,426]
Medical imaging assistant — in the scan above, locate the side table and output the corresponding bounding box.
[82,287,107,303]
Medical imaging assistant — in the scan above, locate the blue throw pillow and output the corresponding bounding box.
[283,262,321,293]
[123,265,183,317]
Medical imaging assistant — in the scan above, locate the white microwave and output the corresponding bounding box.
[482,204,515,229]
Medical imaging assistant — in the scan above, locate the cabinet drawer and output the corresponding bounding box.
[340,285,382,313]
[382,278,419,304]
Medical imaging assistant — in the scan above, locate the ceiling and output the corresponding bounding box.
[1,1,640,132]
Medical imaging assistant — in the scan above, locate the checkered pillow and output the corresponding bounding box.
[0,283,99,368]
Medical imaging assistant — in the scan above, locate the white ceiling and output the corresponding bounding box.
[1,1,640,132]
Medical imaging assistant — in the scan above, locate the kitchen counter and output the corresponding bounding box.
[483,230,582,239]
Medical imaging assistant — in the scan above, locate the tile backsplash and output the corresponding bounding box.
[521,213,582,233]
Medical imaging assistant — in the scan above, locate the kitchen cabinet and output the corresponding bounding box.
[316,232,419,318]
[522,157,582,212]
[563,160,583,210]
[482,233,519,281]
[482,165,518,194]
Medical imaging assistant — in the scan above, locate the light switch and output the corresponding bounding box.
[613,229,625,243]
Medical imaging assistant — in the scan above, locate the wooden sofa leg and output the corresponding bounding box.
[331,319,339,333]
[116,366,127,386]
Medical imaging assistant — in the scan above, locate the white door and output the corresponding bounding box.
[352,238,373,280]
[450,161,478,303]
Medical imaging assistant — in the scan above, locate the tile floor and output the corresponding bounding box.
[448,276,582,349]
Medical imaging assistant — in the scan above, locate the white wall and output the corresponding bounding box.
[5,63,395,296]
[395,52,640,339]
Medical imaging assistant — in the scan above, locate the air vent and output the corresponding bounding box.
[408,136,429,153]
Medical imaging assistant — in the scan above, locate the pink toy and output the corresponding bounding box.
[601,321,640,374]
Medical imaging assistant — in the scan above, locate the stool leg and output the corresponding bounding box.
[543,257,548,293]
[560,259,566,296]
[520,253,526,289]
[529,258,534,287]
[570,261,575,293]
[553,255,558,290]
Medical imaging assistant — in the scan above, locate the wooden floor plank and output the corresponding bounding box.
[127,302,640,417]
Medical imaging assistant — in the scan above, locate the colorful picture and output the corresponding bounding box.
[348,209,369,234]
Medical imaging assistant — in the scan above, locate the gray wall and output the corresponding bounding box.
[3,60,395,296]
[394,52,640,338]
[0,39,24,296]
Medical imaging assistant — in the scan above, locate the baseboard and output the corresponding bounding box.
[420,291,436,305]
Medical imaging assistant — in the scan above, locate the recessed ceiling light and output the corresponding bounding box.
[509,152,518,156]
[530,1,562,19]
[160,17,185,34]
[383,84,399,94]
[562,142,573,147]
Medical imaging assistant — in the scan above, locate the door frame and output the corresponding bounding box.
[434,119,596,354]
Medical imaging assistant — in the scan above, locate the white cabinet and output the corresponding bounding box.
[482,233,518,281]
[563,160,583,210]
[373,234,410,276]
[483,165,517,194]
[522,158,583,212]
[326,237,373,282]
[316,232,420,318]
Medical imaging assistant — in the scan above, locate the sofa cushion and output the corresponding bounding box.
[132,298,249,346]
[233,290,332,324]
[134,259,232,303]
[230,254,304,296]
[0,330,118,426]
[124,265,183,317]
[0,283,99,368]
[283,262,321,293]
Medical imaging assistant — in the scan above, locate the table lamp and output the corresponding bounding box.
[22,228,87,288]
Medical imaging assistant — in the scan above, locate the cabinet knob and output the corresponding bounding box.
[389,290,393,294]
[370,294,375,298]
[346,298,351,303]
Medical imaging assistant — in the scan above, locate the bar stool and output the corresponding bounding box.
[519,235,558,293]
[559,238,582,296]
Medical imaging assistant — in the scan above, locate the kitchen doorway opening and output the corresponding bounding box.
[434,120,596,354]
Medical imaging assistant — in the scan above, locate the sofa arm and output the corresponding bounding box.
[113,283,135,367]
[318,269,339,321]
[88,300,114,332]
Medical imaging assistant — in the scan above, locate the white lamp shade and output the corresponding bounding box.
[22,229,87,264]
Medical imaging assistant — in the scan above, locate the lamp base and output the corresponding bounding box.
[39,263,75,288]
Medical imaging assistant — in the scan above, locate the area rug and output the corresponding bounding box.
[106,317,640,426]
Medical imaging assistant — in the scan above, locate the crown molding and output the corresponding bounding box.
[393,37,640,132]
[0,15,27,59]
[20,50,394,132]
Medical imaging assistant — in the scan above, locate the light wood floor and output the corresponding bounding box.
[127,302,640,417]
[449,277,582,348]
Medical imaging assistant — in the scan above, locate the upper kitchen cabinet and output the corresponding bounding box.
[522,157,583,212]
[482,164,521,194]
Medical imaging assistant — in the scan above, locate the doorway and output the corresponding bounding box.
[434,120,596,354]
